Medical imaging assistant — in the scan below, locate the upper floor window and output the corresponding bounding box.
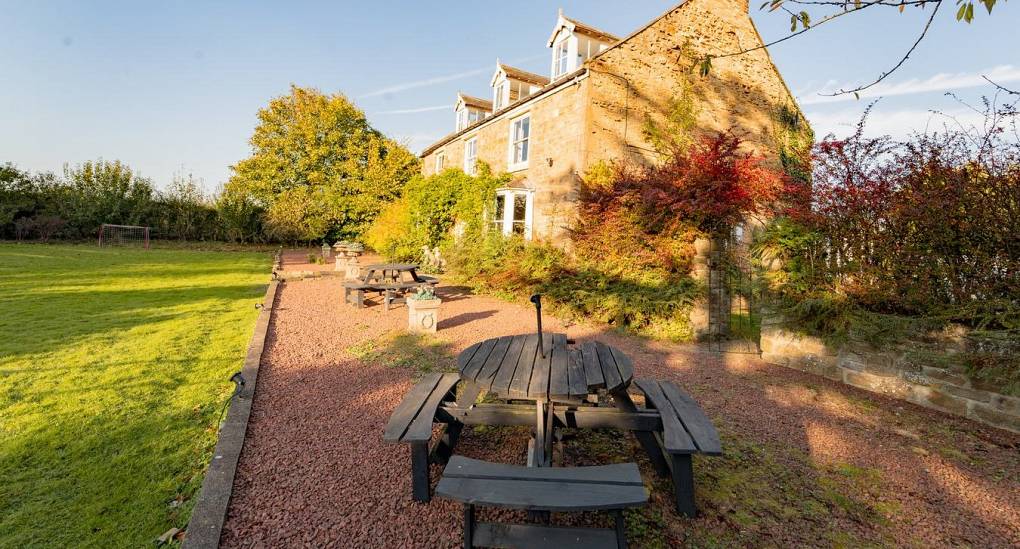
[553,40,570,78]
[464,138,478,175]
[493,82,507,111]
[435,151,446,173]
[509,115,530,170]
[456,109,468,131]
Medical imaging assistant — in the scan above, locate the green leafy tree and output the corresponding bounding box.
[225,85,419,242]
[60,159,155,237]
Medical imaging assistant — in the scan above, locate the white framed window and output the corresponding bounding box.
[491,188,534,239]
[464,137,478,175]
[456,109,467,131]
[493,82,506,111]
[435,151,445,173]
[508,114,530,170]
[553,40,570,78]
[469,110,484,124]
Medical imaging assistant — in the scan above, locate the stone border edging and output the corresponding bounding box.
[761,319,1020,434]
[183,255,282,548]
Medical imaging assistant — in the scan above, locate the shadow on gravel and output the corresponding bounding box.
[438,310,497,330]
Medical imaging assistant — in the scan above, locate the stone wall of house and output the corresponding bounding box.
[585,0,804,168]
[420,79,589,242]
[761,314,1020,434]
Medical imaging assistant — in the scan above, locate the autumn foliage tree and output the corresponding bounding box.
[760,94,1020,330]
[224,85,419,242]
[575,133,788,276]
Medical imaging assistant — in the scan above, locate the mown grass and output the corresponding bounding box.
[0,243,271,548]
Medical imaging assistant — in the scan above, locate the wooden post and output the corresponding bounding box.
[411,441,430,503]
[672,453,696,517]
[612,390,670,477]
[613,510,628,549]
[463,504,475,549]
[431,422,463,465]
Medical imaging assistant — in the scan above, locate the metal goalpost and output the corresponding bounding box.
[98,224,151,249]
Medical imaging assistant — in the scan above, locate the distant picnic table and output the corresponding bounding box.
[343,263,438,310]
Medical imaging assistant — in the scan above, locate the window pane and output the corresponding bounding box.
[520,140,528,162]
[521,117,529,137]
[513,194,527,222]
[493,195,505,223]
[512,221,525,235]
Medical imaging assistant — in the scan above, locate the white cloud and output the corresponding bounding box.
[359,53,547,98]
[798,65,1020,105]
[805,106,987,140]
[375,105,451,115]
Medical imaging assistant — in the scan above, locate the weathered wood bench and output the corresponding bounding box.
[437,456,647,549]
[632,379,722,517]
[383,372,462,502]
[342,281,376,308]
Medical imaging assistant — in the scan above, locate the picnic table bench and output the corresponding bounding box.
[343,263,438,310]
[383,336,721,517]
[437,456,646,548]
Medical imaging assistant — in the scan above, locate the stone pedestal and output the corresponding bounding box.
[333,243,364,280]
[407,298,441,334]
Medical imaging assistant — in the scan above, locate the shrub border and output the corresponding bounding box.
[182,253,282,548]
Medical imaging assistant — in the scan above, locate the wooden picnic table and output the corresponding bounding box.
[361,263,433,284]
[345,263,438,310]
[386,325,722,518]
[456,333,635,467]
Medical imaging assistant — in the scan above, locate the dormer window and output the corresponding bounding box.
[547,10,620,80]
[493,81,507,111]
[455,93,493,131]
[553,40,570,79]
[491,63,548,113]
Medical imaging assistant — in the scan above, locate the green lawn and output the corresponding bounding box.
[0,243,271,548]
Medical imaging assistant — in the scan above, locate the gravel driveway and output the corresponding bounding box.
[220,254,1020,548]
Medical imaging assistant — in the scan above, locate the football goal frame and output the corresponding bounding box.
[98,224,151,249]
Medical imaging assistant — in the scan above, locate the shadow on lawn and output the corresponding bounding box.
[0,283,266,361]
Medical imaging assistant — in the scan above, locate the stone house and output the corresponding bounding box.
[420,0,805,242]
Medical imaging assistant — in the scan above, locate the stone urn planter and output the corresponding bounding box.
[333,241,365,279]
[407,287,441,334]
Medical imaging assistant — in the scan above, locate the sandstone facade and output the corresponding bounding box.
[420,0,805,242]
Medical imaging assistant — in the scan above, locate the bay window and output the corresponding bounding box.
[491,188,534,239]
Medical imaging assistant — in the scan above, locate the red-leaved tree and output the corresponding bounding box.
[574,132,788,276]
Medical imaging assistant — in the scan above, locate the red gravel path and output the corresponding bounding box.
[220,252,1020,548]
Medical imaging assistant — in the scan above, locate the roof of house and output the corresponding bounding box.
[563,15,620,44]
[547,9,621,47]
[421,67,587,157]
[457,92,493,111]
[498,64,549,87]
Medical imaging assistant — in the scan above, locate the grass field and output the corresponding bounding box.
[0,243,271,548]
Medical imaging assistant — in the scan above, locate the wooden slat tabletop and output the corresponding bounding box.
[458,334,633,401]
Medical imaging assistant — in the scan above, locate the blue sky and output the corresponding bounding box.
[2,0,1017,191]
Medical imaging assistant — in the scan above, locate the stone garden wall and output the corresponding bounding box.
[760,314,1020,433]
